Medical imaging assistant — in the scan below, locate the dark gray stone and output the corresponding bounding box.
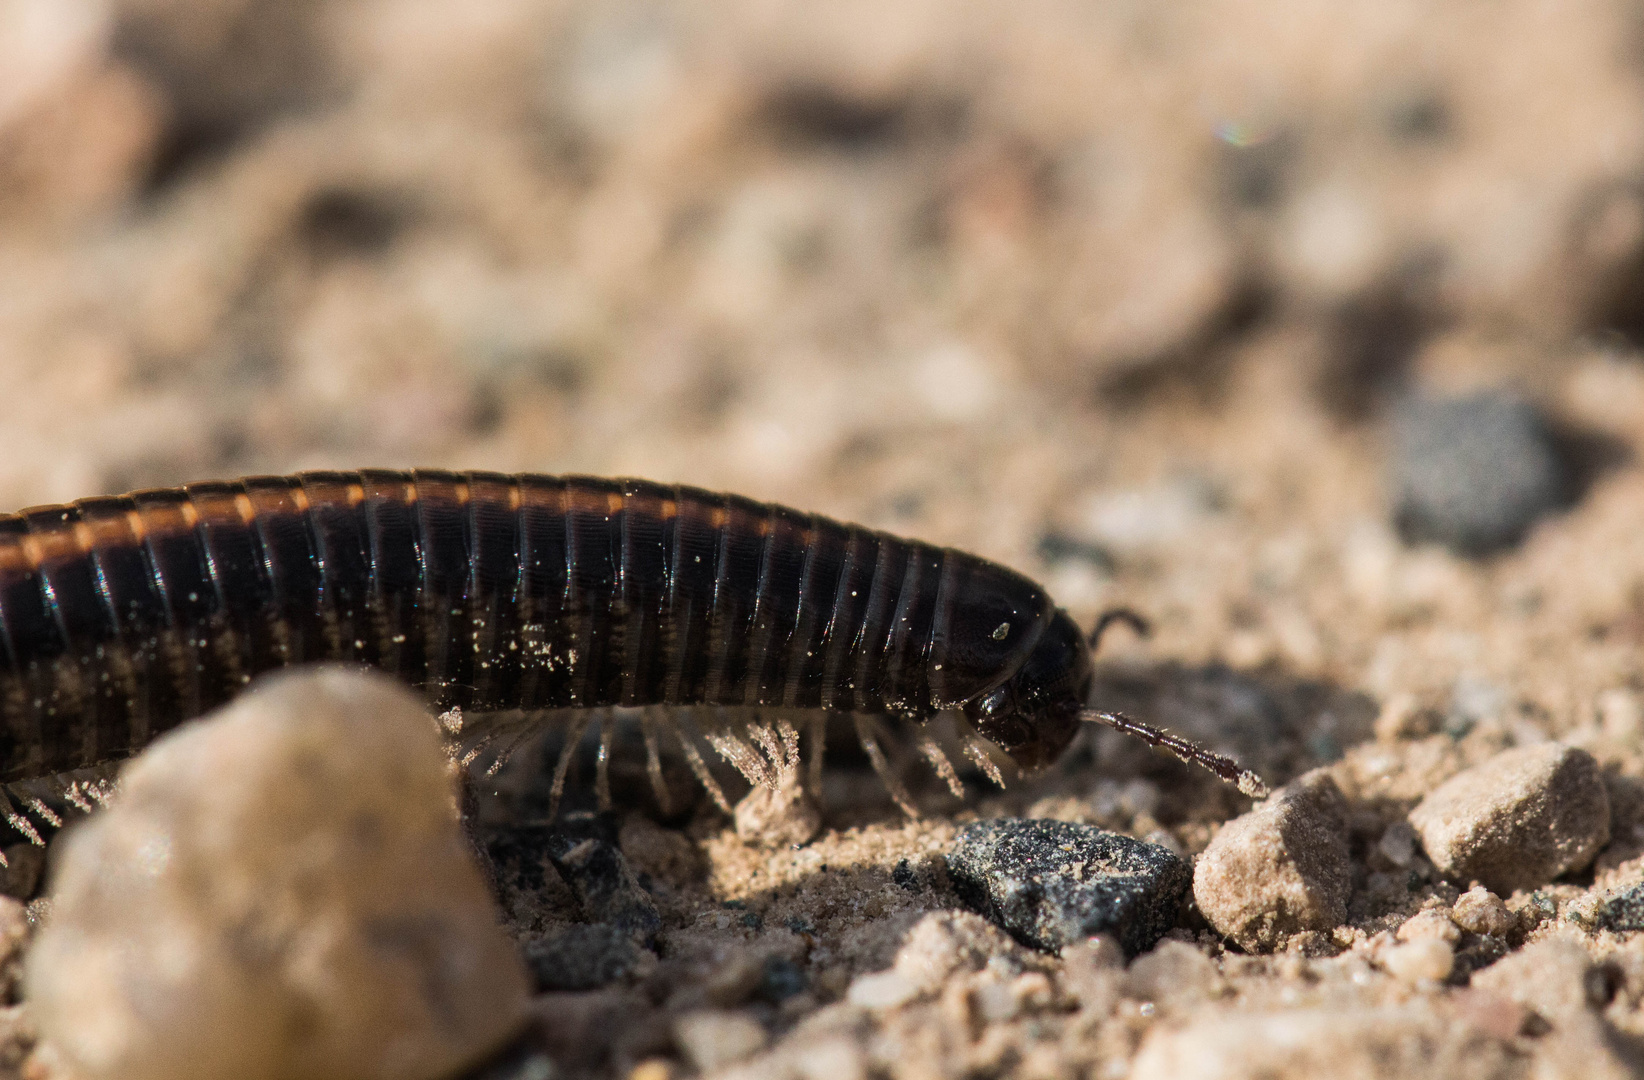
[524,924,646,992]
[758,955,807,1003]
[945,818,1191,956]
[544,812,662,946]
[1391,391,1570,556]
[1599,883,1644,932]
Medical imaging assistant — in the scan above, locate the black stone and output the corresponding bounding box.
[946,818,1190,956]
[1391,392,1571,556]
[524,924,647,992]
[544,811,662,946]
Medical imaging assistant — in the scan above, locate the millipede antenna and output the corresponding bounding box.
[1089,608,1151,650]
[1081,709,1268,798]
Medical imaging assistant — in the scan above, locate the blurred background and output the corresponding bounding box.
[6,0,1644,730]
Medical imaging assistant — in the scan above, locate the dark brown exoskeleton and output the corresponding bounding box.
[0,471,1262,835]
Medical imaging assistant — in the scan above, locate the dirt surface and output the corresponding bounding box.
[9,0,1644,1077]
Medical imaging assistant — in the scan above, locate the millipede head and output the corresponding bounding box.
[961,608,1091,770]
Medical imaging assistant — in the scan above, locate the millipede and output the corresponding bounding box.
[0,470,1264,840]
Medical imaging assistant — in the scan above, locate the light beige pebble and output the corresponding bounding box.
[1451,886,1515,937]
[1470,938,1603,1023]
[844,971,918,1010]
[1130,1005,1519,1080]
[1123,940,1224,1009]
[1192,770,1352,952]
[1398,908,1461,945]
[1382,938,1455,985]
[25,667,531,1080]
[891,910,1025,994]
[734,780,821,848]
[1408,743,1609,894]
[673,1010,767,1072]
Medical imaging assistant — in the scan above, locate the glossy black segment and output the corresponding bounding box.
[785,518,849,709]
[852,534,910,713]
[24,507,109,645]
[885,547,945,715]
[185,483,272,620]
[564,477,622,705]
[820,528,878,713]
[131,490,218,628]
[299,473,374,663]
[616,480,670,706]
[464,473,523,708]
[75,497,168,634]
[0,546,61,669]
[750,505,810,707]
[243,476,323,660]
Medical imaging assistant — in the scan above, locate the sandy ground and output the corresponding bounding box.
[8,0,1644,1077]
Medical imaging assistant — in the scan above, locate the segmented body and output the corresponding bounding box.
[0,471,1075,786]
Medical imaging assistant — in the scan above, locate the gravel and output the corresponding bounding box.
[1408,743,1611,894]
[945,818,1191,956]
[1391,392,1571,555]
[1191,771,1352,952]
[24,668,530,1080]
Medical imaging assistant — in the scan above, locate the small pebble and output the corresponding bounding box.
[734,781,821,848]
[1130,1004,1518,1080]
[757,956,807,1003]
[1390,391,1571,555]
[946,819,1191,956]
[1383,938,1455,985]
[1451,886,1515,936]
[1061,935,1125,1013]
[1123,940,1223,1008]
[1398,909,1461,945]
[1598,880,1644,932]
[891,910,1024,993]
[672,1011,766,1072]
[0,845,45,900]
[1471,939,1603,1022]
[524,924,650,992]
[1408,743,1610,894]
[1192,771,1352,953]
[25,668,531,1080]
[544,812,662,946]
[845,971,919,1010]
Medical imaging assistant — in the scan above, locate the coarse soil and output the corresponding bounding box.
[8,1,1644,1077]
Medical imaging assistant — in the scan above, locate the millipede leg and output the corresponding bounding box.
[482,711,544,777]
[63,784,96,814]
[918,733,965,799]
[548,715,591,822]
[675,714,733,815]
[962,735,1007,789]
[595,711,615,812]
[0,790,42,849]
[22,796,61,830]
[807,714,827,798]
[639,708,672,815]
[855,715,918,818]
